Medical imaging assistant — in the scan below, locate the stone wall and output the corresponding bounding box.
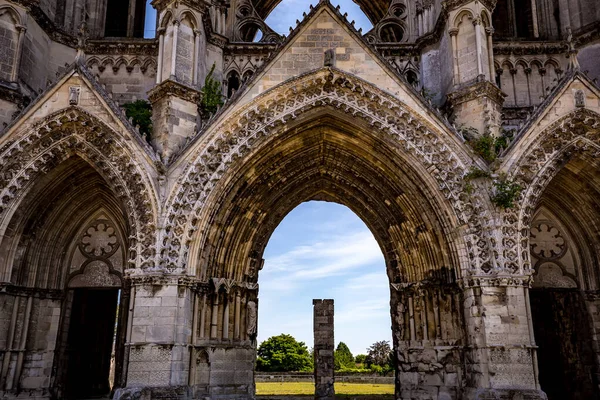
[0,292,62,397]
[0,98,17,130]
[313,299,334,400]
[87,56,157,104]
[0,14,16,82]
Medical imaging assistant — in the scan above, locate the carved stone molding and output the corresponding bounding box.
[0,283,64,299]
[447,80,506,107]
[505,109,600,274]
[151,0,211,13]
[0,107,158,270]
[443,0,497,12]
[461,275,533,289]
[148,80,202,104]
[161,68,493,274]
[86,39,158,56]
[493,41,565,56]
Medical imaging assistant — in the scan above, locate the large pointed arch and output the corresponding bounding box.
[0,107,160,273]
[502,108,600,274]
[163,67,491,275]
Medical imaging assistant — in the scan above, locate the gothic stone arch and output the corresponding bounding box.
[0,107,159,274]
[163,68,493,275]
[504,108,600,275]
[159,68,505,398]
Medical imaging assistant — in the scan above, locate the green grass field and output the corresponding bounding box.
[256,382,395,395]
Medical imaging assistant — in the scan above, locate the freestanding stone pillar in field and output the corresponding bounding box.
[313,299,334,400]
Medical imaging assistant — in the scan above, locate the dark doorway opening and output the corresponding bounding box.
[64,288,119,399]
[530,289,598,400]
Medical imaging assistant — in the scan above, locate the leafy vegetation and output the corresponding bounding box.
[491,175,522,209]
[123,100,152,141]
[256,334,313,372]
[365,340,394,374]
[200,63,224,118]
[462,127,516,163]
[355,354,367,364]
[463,167,492,195]
[334,342,355,370]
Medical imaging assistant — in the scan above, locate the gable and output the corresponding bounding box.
[236,6,429,116]
[502,73,600,171]
[1,67,157,165]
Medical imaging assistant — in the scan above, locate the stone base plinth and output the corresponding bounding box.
[468,388,548,400]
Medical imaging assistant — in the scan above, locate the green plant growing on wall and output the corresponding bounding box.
[463,127,516,163]
[200,63,224,118]
[494,128,516,154]
[123,100,152,141]
[491,175,522,209]
[463,167,491,194]
[467,133,496,163]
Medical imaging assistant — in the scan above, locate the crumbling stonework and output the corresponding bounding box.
[313,300,334,400]
[0,0,599,399]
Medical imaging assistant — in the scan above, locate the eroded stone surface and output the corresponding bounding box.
[0,0,599,399]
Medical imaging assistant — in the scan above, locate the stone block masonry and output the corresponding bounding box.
[313,299,334,400]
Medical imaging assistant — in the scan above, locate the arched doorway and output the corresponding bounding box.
[528,154,600,400]
[183,109,468,398]
[0,153,136,399]
[258,201,391,362]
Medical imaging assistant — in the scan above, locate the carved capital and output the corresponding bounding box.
[448,27,459,37]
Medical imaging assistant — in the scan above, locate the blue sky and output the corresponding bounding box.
[144,0,373,38]
[265,0,373,35]
[258,201,391,356]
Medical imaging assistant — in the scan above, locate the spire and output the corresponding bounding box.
[565,27,580,71]
[76,19,89,64]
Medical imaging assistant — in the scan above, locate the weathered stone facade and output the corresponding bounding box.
[0,0,599,399]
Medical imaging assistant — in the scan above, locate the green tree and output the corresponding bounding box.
[334,342,354,370]
[355,354,367,364]
[256,334,313,372]
[365,340,392,367]
[200,63,224,118]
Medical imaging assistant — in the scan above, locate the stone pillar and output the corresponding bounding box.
[148,81,201,162]
[313,299,334,400]
[461,278,546,399]
[115,275,195,400]
[446,81,506,138]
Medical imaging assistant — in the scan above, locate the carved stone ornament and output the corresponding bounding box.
[69,86,81,105]
[148,79,202,104]
[575,89,586,108]
[0,108,158,270]
[504,109,600,275]
[530,223,566,260]
[161,68,495,275]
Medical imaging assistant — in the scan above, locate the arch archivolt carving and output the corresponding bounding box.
[163,68,494,275]
[0,107,160,272]
[503,108,600,275]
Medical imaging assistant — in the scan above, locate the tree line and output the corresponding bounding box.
[256,334,394,374]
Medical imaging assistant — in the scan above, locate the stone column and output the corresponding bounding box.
[485,27,495,81]
[115,275,195,400]
[449,28,460,86]
[313,299,334,400]
[11,25,26,83]
[462,278,545,399]
[473,17,484,78]
[156,28,165,84]
[170,20,180,79]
